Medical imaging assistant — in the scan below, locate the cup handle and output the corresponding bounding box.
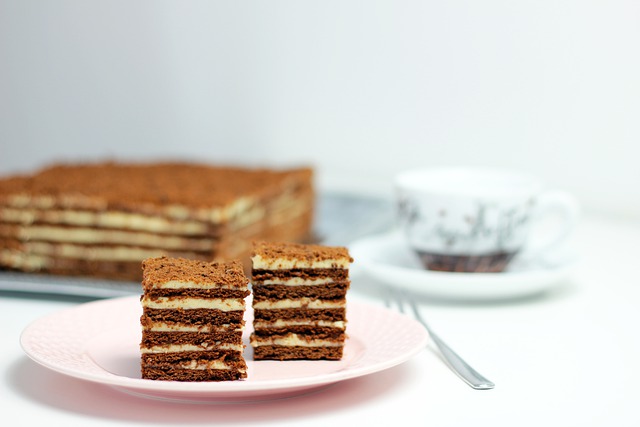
[520,190,580,259]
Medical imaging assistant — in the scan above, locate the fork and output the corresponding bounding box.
[385,287,495,390]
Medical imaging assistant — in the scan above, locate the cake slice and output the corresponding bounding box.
[140,256,250,381]
[250,241,353,360]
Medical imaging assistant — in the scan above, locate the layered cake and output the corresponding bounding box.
[250,241,352,360]
[0,161,314,281]
[140,256,250,381]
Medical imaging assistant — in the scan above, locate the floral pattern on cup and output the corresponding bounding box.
[395,168,579,273]
[398,196,536,254]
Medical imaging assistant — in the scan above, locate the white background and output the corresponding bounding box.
[1,0,639,217]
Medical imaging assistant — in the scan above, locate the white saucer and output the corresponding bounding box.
[349,231,578,301]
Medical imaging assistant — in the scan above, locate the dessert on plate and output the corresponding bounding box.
[139,256,250,381]
[250,241,353,360]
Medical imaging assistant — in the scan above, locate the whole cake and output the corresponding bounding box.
[250,241,352,360]
[140,256,250,381]
[0,161,314,281]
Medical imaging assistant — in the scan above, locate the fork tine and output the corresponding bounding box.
[399,288,427,326]
[385,286,495,390]
[382,286,392,309]
[395,289,406,314]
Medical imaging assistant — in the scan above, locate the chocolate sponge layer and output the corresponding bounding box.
[252,308,345,322]
[252,283,348,300]
[252,346,343,361]
[141,308,245,326]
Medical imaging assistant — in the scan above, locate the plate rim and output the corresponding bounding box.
[20,295,429,397]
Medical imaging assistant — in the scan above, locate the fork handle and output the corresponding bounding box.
[428,330,495,390]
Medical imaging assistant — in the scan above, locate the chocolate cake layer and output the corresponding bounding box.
[252,346,343,361]
[141,368,246,382]
[252,283,349,300]
[141,308,245,325]
[0,161,314,281]
[0,210,313,280]
[252,308,346,322]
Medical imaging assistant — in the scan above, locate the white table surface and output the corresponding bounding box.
[1,213,639,427]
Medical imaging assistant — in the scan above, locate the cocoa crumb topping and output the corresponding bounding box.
[141,256,248,288]
[252,241,353,263]
[0,161,312,209]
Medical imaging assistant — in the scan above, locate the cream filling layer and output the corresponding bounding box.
[266,196,310,226]
[0,208,208,234]
[2,224,214,250]
[145,322,243,333]
[252,298,345,310]
[0,249,48,270]
[259,277,334,286]
[141,296,245,311]
[177,360,245,372]
[140,343,244,353]
[3,194,255,223]
[250,333,343,348]
[251,254,351,270]
[253,319,345,329]
[19,242,198,261]
[149,280,248,291]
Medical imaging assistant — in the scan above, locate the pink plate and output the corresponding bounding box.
[20,296,428,403]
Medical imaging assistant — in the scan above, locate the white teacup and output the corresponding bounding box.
[395,167,580,273]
